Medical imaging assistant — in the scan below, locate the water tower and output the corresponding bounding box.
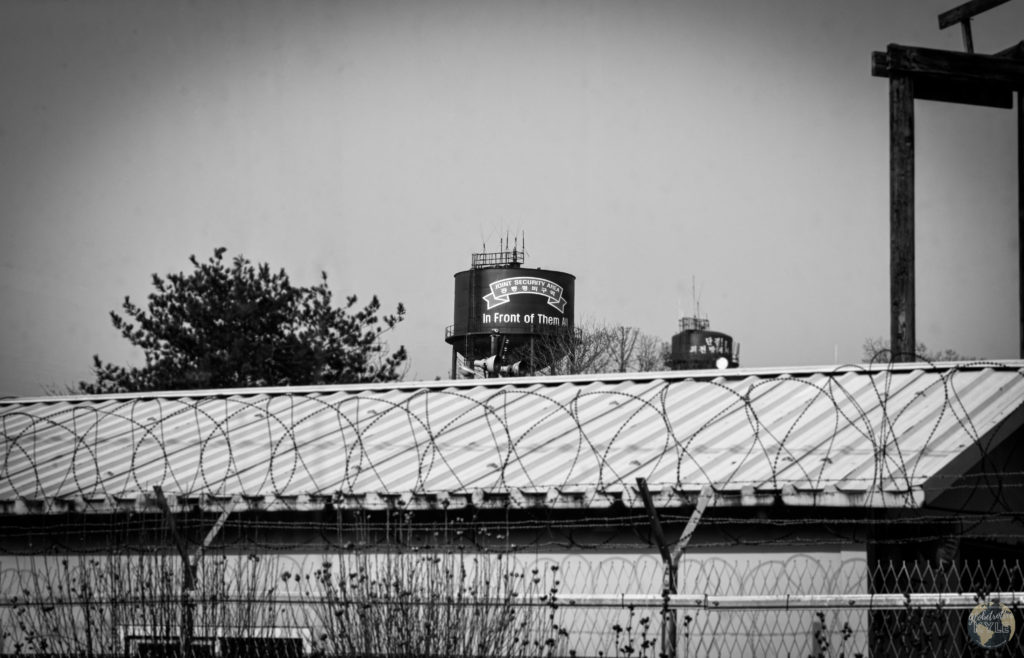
[445,241,575,378]
[668,316,740,370]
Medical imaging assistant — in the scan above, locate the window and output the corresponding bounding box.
[219,637,303,658]
[122,627,308,658]
[127,637,215,658]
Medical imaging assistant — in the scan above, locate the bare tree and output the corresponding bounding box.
[635,333,669,373]
[532,320,667,375]
[861,337,975,364]
[607,326,640,373]
[534,320,612,375]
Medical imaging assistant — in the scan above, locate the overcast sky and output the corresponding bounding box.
[1,0,1022,395]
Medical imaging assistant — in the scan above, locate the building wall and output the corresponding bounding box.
[0,540,868,657]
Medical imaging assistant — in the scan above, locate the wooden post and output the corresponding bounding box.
[960,21,975,53]
[890,75,916,362]
[876,25,1024,362]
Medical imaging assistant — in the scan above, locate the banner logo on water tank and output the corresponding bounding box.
[483,277,567,313]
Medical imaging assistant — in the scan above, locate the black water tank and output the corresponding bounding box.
[668,317,738,370]
[445,253,575,370]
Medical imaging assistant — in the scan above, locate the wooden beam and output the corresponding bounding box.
[873,44,1024,88]
[870,51,887,78]
[913,77,1014,108]
[961,21,975,54]
[997,40,1024,59]
[890,77,916,362]
[938,0,1012,29]
[872,49,1014,107]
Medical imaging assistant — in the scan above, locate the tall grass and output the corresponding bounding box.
[299,550,568,657]
[2,549,571,657]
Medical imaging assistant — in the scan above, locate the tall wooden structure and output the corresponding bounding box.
[871,0,1024,361]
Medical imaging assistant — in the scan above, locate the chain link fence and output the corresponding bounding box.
[2,552,1021,657]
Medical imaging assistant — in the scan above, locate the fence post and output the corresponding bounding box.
[636,478,676,658]
[152,488,240,657]
[637,480,713,658]
[153,486,196,657]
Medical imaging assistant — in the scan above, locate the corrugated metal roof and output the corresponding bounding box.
[2,362,1023,514]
